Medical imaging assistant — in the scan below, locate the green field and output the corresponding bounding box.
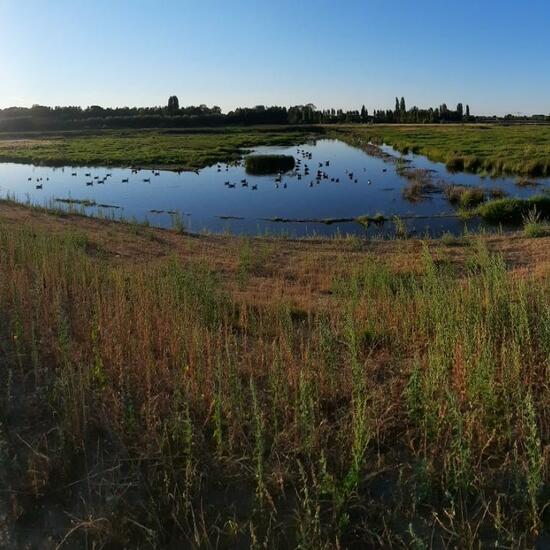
[1,124,549,178]
[332,124,550,176]
[0,127,314,169]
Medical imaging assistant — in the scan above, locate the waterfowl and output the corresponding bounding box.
[122,178,129,183]
[36,184,43,189]
[251,184,258,190]
[86,181,93,186]
[143,178,151,182]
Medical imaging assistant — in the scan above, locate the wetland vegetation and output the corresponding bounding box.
[333,124,550,177]
[0,119,549,548]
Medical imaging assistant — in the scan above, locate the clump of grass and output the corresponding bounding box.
[355,213,386,229]
[445,155,465,172]
[445,184,486,208]
[401,169,438,202]
[522,208,550,238]
[476,195,550,224]
[393,215,409,238]
[440,231,463,246]
[170,211,186,234]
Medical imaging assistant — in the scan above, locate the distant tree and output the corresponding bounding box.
[167,95,179,114]
[360,105,367,122]
[456,103,464,120]
[466,104,470,118]
[400,97,406,113]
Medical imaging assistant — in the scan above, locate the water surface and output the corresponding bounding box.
[0,139,547,237]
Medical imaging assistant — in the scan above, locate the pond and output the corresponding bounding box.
[0,139,548,237]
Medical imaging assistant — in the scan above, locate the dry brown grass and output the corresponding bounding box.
[0,201,549,548]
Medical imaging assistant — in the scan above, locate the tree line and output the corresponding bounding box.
[0,96,547,131]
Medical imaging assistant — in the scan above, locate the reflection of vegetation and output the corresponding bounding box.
[516,176,539,187]
[55,197,97,207]
[333,124,550,176]
[245,154,295,174]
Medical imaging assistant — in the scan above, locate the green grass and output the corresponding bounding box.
[476,195,550,224]
[332,124,550,177]
[0,127,314,169]
[0,221,548,547]
[523,208,550,237]
[445,184,487,208]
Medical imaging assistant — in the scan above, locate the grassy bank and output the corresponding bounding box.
[0,127,316,170]
[3,124,550,179]
[332,124,550,177]
[0,203,548,548]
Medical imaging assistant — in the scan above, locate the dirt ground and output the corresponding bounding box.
[2,200,550,312]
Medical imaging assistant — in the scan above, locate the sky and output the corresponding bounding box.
[0,0,549,115]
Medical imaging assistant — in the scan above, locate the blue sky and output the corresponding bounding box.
[1,0,549,115]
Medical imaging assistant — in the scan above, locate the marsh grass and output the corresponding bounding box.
[0,127,312,170]
[444,184,487,209]
[334,125,550,177]
[0,222,548,547]
[477,195,550,224]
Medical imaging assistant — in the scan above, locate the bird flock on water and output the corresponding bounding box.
[25,148,382,194]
